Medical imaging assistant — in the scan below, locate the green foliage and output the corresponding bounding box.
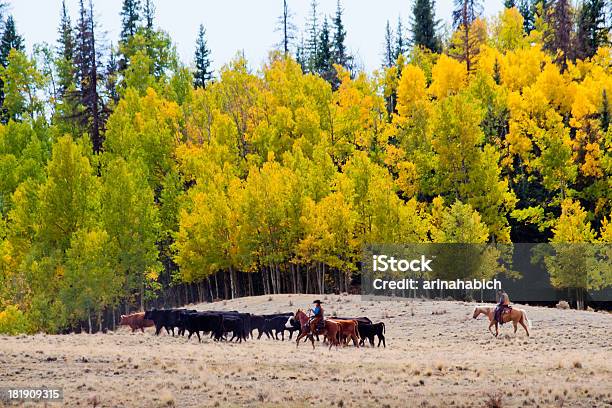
[411,0,441,53]
[0,3,611,328]
[0,305,32,335]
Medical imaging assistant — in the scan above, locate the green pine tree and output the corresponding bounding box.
[120,0,141,43]
[411,0,441,52]
[394,16,406,59]
[193,24,213,89]
[332,0,348,68]
[0,15,25,123]
[316,17,333,84]
[383,20,394,67]
[575,0,608,60]
[0,15,25,68]
[143,0,155,32]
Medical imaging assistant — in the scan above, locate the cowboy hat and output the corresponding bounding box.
[312,299,323,304]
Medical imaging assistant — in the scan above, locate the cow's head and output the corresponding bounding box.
[119,315,127,325]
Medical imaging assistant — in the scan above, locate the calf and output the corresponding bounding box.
[358,322,386,347]
[329,319,360,347]
[119,312,154,333]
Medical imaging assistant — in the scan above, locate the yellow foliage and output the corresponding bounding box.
[429,54,467,99]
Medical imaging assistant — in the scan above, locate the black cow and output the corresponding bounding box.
[263,316,293,340]
[250,315,269,339]
[179,311,224,342]
[144,309,188,336]
[176,309,197,336]
[357,322,386,347]
[252,313,293,339]
[221,316,247,342]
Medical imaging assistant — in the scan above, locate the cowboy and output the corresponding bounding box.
[309,300,324,333]
[494,289,510,324]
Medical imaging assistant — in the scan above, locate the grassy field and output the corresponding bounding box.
[1,294,611,407]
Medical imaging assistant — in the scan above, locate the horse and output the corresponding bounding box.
[473,306,531,337]
[292,309,340,350]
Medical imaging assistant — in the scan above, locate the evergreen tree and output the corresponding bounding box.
[332,0,349,68]
[505,0,517,8]
[0,15,25,123]
[105,44,119,104]
[575,0,608,60]
[0,16,25,68]
[276,0,296,55]
[411,0,441,52]
[74,0,104,153]
[315,17,333,84]
[544,0,573,69]
[394,16,406,59]
[120,0,141,44]
[143,0,155,32]
[295,34,307,72]
[306,0,319,72]
[56,1,76,99]
[193,24,213,89]
[383,20,394,68]
[452,0,483,72]
[519,0,536,33]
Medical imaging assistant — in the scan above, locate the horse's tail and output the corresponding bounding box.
[522,310,531,331]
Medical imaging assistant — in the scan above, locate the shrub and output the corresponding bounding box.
[0,305,33,335]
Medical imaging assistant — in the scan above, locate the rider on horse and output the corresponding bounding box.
[494,289,511,324]
[309,300,324,333]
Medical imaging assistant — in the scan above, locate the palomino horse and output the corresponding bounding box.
[292,309,339,350]
[473,306,531,337]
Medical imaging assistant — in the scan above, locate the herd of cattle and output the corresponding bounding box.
[118,309,386,348]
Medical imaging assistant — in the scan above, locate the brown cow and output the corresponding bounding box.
[329,319,360,347]
[119,312,155,333]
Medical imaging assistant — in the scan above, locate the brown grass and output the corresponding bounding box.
[0,294,610,407]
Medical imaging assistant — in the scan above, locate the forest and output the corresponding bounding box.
[0,0,610,333]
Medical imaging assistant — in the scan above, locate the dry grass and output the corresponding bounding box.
[484,392,504,408]
[0,294,610,407]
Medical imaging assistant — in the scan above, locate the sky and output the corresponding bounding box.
[6,0,504,74]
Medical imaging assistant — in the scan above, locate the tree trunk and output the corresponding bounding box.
[275,263,281,294]
[140,280,145,311]
[214,274,220,300]
[229,267,235,299]
[88,310,92,334]
[207,277,214,302]
[223,272,229,299]
[321,263,325,294]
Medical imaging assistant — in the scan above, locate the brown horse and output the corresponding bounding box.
[293,309,339,350]
[473,306,531,337]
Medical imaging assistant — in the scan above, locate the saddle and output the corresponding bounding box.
[309,318,325,335]
[495,305,512,324]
